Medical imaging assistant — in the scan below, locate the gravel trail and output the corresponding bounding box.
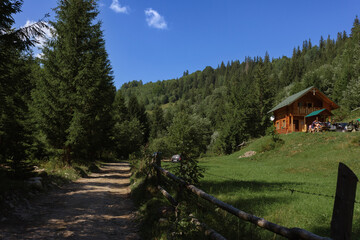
[0,162,140,240]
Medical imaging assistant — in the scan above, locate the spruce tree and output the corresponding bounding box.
[112,91,148,159]
[150,105,166,139]
[113,90,129,122]
[0,47,32,168]
[128,95,150,143]
[0,0,44,171]
[32,0,115,164]
[254,59,274,136]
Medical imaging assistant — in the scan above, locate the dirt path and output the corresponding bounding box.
[0,162,140,240]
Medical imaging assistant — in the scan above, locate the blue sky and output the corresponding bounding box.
[14,0,360,89]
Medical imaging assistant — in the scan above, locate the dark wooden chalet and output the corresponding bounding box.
[268,86,339,134]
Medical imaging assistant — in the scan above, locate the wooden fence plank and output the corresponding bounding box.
[190,215,227,240]
[157,185,178,207]
[330,162,358,240]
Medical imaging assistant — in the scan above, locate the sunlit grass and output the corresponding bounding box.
[166,132,360,239]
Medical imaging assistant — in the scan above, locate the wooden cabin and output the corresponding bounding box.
[268,86,339,134]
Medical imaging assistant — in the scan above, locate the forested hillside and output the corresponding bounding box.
[120,17,360,154]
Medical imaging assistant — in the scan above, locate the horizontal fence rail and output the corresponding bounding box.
[153,163,333,240]
[190,215,227,240]
[157,185,178,207]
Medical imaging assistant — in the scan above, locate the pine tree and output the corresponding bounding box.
[254,60,274,136]
[113,90,129,122]
[32,0,115,164]
[150,105,166,139]
[128,95,150,143]
[0,0,44,171]
[112,91,144,159]
[0,48,32,168]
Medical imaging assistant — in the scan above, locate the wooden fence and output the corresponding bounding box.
[151,157,358,240]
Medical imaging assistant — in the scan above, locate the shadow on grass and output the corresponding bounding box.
[188,179,304,240]
[189,192,294,239]
[200,178,303,195]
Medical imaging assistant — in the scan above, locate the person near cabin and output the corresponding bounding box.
[355,120,360,131]
[309,120,317,133]
[326,119,331,128]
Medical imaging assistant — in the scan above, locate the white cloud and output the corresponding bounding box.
[145,8,167,30]
[22,20,54,49]
[110,0,129,14]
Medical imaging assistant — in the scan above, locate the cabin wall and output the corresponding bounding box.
[274,108,289,134]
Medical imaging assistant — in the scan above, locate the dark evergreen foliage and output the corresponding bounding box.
[150,105,166,140]
[0,1,47,171]
[31,0,115,164]
[127,95,150,144]
[112,91,144,159]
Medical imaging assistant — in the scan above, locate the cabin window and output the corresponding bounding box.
[307,103,313,108]
[282,120,286,128]
[298,102,303,107]
[276,121,280,129]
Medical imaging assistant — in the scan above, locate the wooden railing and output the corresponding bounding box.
[152,158,358,240]
[298,107,323,115]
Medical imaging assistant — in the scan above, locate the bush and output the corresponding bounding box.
[261,126,285,152]
[148,137,171,158]
[167,112,211,159]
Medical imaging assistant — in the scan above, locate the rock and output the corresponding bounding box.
[239,151,256,158]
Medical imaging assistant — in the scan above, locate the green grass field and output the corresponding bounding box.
[164,132,360,239]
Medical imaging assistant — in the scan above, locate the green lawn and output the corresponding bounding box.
[175,132,360,239]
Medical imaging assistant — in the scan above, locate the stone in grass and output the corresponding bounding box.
[238,151,256,158]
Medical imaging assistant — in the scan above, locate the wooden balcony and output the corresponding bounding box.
[297,107,323,115]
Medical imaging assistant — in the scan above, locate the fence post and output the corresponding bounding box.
[330,162,358,240]
[155,152,161,184]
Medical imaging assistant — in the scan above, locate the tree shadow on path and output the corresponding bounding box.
[0,163,140,240]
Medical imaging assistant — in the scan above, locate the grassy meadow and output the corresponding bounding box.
[164,132,360,239]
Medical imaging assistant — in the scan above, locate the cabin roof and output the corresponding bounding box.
[268,86,314,113]
[268,86,339,113]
